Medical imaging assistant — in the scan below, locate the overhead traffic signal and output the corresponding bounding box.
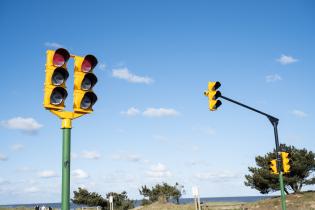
[204,81,222,111]
[44,48,70,110]
[73,55,98,113]
[268,159,279,174]
[281,152,292,174]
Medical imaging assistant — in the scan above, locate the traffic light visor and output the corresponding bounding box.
[53,48,70,67]
[81,73,97,91]
[80,92,97,109]
[212,91,221,100]
[81,55,98,72]
[50,87,68,105]
[208,81,221,91]
[51,67,69,86]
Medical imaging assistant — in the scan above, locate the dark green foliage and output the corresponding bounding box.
[245,144,315,194]
[106,191,134,210]
[72,188,133,210]
[72,188,108,208]
[139,182,182,205]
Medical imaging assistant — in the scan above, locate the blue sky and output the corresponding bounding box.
[0,0,314,204]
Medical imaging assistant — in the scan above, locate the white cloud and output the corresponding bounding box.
[24,186,40,193]
[146,163,172,178]
[38,170,58,178]
[1,117,43,133]
[11,144,24,151]
[81,151,101,160]
[292,110,307,118]
[143,108,179,117]
[72,169,89,179]
[112,68,154,84]
[98,63,107,71]
[71,152,79,160]
[194,171,239,181]
[44,42,63,49]
[0,153,8,161]
[121,107,141,117]
[276,54,298,65]
[265,74,282,83]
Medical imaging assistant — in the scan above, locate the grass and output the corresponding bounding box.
[134,191,315,210]
[1,192,315,210]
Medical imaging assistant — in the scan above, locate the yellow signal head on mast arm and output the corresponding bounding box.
[204,81,222,111]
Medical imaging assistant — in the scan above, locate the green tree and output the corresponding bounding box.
[72,188,108,208]
[245,144,315,194]
[72,188,134,210]
[139,182,182,205]
[106,191,134,210]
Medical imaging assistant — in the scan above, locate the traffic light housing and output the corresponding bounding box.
[73,55,98,113]
[204,81,222,111]
[268,159,279,174]
[281,152,292,174]
[44,48,70,110]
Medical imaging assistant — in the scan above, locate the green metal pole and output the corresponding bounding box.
[279,172,286,210]
[62,126,71,210]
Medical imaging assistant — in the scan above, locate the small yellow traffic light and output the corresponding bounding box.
[204,81,222,111]
[73,55,98,113]
[281,152,291,174]
[268,159,279,174]
[44,48,70,110]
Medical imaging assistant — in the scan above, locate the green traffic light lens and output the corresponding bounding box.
[52,72,65,86]
[81,95,92,109]
[51,91,63,105]
[80,92,97,110]
[50,87,67,105]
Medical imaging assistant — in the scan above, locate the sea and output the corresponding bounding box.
[0,196,274,209]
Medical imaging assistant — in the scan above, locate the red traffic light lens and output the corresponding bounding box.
[82,59,92,72]
[52,48,70,67]
[53,53,65,67]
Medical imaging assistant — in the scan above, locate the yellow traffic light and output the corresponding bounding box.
[268,159,279,174]
[44,48,70,110]
[281,152,292,174]
[204,81,222,111]
[73,55,98,113]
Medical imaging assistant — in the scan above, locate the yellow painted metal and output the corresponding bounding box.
[204,81,221,111]
[269,159,279,174]
[208,82,217,90]
[43,50,68,110]
[50,110,85,120]
[281,152,291,173]
[73,56,96,114]
[62,118,72,128]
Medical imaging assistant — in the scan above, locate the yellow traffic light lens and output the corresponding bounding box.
[81,73,97,91]
[50,87,67,105]
[52,68,69,86]
[81,77,92,90]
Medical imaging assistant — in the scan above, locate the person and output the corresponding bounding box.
[48,206,52,210]
[35,205,39,210]
[41,205,46,210]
